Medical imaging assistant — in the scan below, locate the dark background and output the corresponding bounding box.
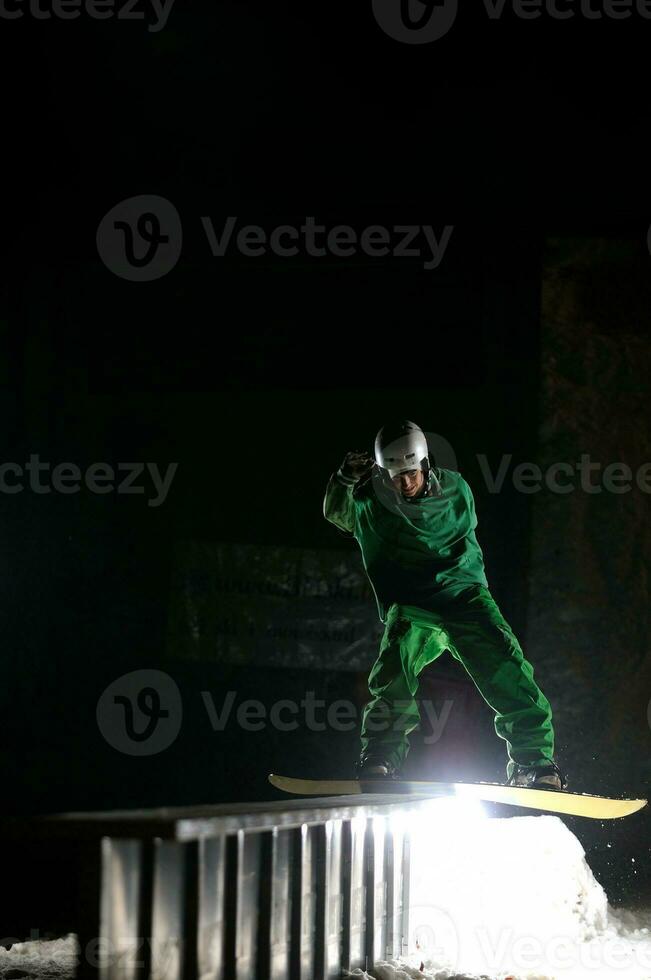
[0,0,649,912]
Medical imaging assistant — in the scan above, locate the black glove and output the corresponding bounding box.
[339,450,375,482]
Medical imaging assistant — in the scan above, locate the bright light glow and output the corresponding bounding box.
[383,814,651,980]
[417,794,487,830]
[389,795,487,840]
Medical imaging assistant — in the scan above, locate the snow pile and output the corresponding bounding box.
[358,799,651,980]
[0,936,77,979]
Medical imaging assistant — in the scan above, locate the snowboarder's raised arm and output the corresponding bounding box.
[323,450,374,535]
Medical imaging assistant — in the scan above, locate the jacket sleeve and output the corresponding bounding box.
[459,474,479,532]
[323,470,357,535]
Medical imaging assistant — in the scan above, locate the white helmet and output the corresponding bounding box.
[374,420,430,477]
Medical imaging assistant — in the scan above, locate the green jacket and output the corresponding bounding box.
[323,466,489,622]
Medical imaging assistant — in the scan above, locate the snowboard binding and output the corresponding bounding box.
[355,757,400,780]
[507,760,568,791]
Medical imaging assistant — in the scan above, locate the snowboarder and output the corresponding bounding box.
[323,420,566,790]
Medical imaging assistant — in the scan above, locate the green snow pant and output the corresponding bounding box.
[360,586,554,780]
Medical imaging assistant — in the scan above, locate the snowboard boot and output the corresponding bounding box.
[355,757,400,780]
[508,760,567,791]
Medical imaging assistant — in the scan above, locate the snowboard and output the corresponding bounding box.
[268,774,647,820]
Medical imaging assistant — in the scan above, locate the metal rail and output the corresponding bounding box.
[2,794,433,979]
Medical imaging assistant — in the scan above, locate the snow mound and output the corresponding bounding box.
[380,803,651,980]
[0,936,78,980]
